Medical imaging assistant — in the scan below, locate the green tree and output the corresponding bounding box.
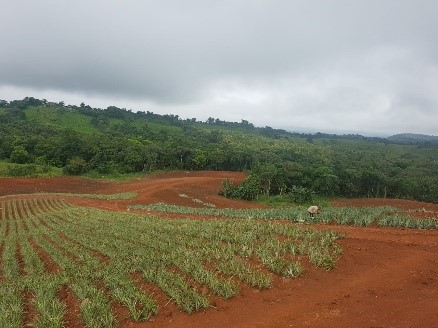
[191,149,208,170]
[288,185,315,204]
[63,157,88,175]
[10,145,31,164]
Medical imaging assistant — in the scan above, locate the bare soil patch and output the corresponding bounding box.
[29,237,62,273]
[58,286,86,328]
[1,171,437,327]
[22,289,37,327]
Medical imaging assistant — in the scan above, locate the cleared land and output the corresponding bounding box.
[0,171,437,328]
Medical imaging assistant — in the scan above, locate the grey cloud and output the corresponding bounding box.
[1,0,437,134]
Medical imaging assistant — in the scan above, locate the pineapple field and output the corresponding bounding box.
[0,171,437,328]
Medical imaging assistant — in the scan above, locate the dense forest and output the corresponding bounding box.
[1,97,438,203]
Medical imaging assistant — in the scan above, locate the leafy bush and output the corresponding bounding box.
[287,185,315,204]
[219,178,238,198]
[63,157,88,175]
[219,177,262,200]
[220,177,315,204]
[6,164,37,177]
[9,146,31,164]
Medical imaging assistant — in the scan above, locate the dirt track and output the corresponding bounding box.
[1,171,437,328]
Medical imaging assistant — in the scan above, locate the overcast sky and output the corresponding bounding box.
[1,0,437,136]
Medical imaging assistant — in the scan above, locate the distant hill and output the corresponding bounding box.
[1,97,438,203]
[387,133,438,145]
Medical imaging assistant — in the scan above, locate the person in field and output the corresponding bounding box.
[307,205,322,219]
[298,205,322,223]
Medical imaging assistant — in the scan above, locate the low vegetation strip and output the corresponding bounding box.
[0,198,342,327]
[0,192,138,200]
[131,203,438,229]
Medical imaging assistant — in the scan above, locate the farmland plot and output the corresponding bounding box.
[0,198,341,328]
[133,203,438,229]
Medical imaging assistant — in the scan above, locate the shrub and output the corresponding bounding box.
[6,164,37,177]
[63,157,88,175]
[219,177,262,200]
[9,146,31,164]
[287,185,315,204]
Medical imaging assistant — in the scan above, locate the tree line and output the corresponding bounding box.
[1,97,437,203]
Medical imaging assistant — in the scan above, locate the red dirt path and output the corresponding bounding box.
[1,171,437,328]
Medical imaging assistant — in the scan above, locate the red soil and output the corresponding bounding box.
[1,171,437,328]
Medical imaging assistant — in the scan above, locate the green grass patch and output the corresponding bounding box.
[0,161,63,178]
[84,170,156,181]
[0,192,138,200]
[25,106,98,134]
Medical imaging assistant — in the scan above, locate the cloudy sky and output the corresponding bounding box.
[1,0,437,136]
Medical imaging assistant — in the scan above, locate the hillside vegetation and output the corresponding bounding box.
[387,133,438,145]
[1,97,438,203]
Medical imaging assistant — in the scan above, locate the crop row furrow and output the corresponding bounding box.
[37,209,159,321]
[0,282,23,327]
[1,199,66,328]
[0,202,6,280]
[14,202,117,328]
[33,210,158,322]
[141,265,209,314]
[136,203,438,229]
[2,219,19,280]
[64,207,340,275]
[45,210,216,312]
[0,202,23,326]
[27,223,117,327]
[24,275,67,328]
[46,208,271,306]
[59,208,297,289]
[1,198,344,325]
